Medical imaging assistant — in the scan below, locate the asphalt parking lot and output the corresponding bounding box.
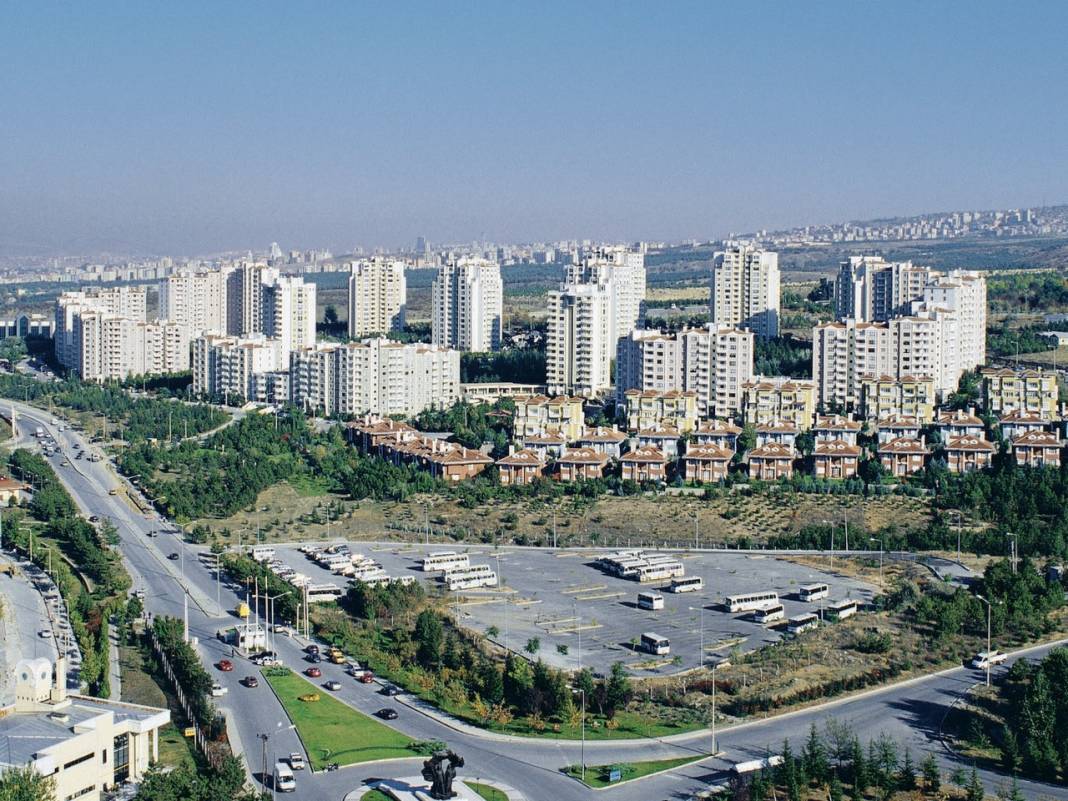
[261,543,875,676]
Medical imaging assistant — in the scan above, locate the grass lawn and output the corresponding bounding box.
[360,792,393,801]
[564,755,703,788]
[467,782,509,801]
[263,669,415,768]
[118,643,197,769]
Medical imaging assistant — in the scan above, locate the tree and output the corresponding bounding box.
[849,737,869,799]
[997,776,1025,801]
[324,305,339,326]
[0,765,55,801]
[920,752,940,793]
[896,748,917,791]
[414,610,443,669]
[829,772,844,801]
[524,637,541,656]
[604,661,631,718]
[803,721,830,785]
[966,766,985,801]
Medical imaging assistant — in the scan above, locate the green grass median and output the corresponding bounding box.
[563,755,703,788]
[262,668,415,768]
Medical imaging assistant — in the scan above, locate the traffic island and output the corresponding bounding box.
[562,755,704,788]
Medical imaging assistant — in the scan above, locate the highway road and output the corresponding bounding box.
[7,399,1068,801]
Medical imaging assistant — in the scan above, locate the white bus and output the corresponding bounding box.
[637,562,685,583]
[637,591,664,611]
[752,603,785,624]
[724,591,780,613]
[390,575,416,587]
[732,756,784,776]
[421,552,470,573]
[826,599,858,621]
[640,632,670,656]
[305,583,344,603]
[317,553,350,569]
[447,572,498,591]
[669,576,704,594]
[787,613,820,635]
[355,574,391,588]
[799,583,830,602]
[251,546,275,562]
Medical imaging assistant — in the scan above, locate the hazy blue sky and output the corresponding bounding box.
[2,2,1066,256]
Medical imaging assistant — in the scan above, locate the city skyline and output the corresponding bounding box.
[3,2,1068,256]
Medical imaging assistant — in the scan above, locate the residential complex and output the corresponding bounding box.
[192,334,286,401]
[709,243,780,339]
[740,376,817,429]
[615,326,754,417]
[348,257,407,337]
[980,368,1058,418]
[431,257,503,351]
[546,246,646,396]
[834,257,935,322]
[160,267,230,337]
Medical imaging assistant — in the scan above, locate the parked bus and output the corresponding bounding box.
[669,576,704,594]
[421,552,470,573]
[826,599,858,621]
[787,613,820,635]
[447,565,498,591]
[799,583,830,602]
[732,756,784,775]
[637,562,685,583]
[637,591,664,611]
[640,632,670,656]
[752,603,785,624]
[305,583,344,603]
[251,546,275,562]
[724,591,779,613]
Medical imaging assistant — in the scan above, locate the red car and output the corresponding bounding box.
[305,667,322,678]
[217,659,234,672]
[358,671,374,684]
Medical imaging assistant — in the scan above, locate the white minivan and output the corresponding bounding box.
[274,762,296,792]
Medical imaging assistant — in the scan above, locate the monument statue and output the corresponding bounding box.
[421,749,465,799]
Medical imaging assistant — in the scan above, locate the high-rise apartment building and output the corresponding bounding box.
[431,258,503,351]
[615,325,754,418]
[192,334,285,400]
[546,246,647,397]
[289,338,459,417]
[159,267,230,337]
[263,275,316,358]
[55,286,147,368]
[225,262,279,336]
[834,257,934,322]
[348,258,407,337]
[709,244,780,339]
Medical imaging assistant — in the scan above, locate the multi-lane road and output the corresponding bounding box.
[6,399,1068,801]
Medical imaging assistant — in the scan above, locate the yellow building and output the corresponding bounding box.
[511,395,585,440]
[0,658,169,801]
[980,368,1058,419]
[740,376,816,430]
[622,389,699,433]
[858,374,936,423]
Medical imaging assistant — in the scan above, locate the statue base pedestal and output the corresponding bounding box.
[366,776,484,801]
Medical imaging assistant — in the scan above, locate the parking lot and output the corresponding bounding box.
[261,542,874,677]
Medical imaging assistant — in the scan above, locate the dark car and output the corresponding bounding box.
[305,653,321,663]
[324,680,342,691]
[167,552,180,560]
[242,676,259,688]
[305,644,319,655]
[379,684,401,696]
[375,708,398,720]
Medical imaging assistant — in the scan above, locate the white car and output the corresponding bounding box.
[970,650,1008,669]
[210,682,228,697]
[38,629,53,638]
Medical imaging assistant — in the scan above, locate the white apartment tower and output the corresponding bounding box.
[834,257,936,322]
[546,246,647,397]
[263,275,316,358]
[226,262,279,336]
[709,244,780,339]
[159,267,230,337]
[615,326,754,418]
[192,334,285,400]
[432,257,503,351]
[348,258,407,337]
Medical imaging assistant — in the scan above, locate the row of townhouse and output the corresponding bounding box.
[346,418,493,482]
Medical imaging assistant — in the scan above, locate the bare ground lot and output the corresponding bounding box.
[192,483,933,551]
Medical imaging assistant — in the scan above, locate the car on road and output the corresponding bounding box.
[305,667,322,678]
[287,753,305,770]
[305,653,321,663]
[217,659,234,672]
[37,629,52,638]
[108,488,118,495]
[304,644,319,655]
[379,684,401,696]
[242,676,259,688]
[375,708,398,720]
[323,680,342,691]
[88,515,99,523]
[357,671,374,684]
[211,682,228,697]
[167,552,180,560]
[970,650,1008,669]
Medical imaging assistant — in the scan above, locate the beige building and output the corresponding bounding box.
[616,326,754,417]
[748,443,795,480]
[67,313,190,381]
[511,395,585,440]
[1011,430,1062,469]
[834,257,935,322]
[622,389,699,433]
[620,446,670,483]
[981,368,1058,419]
[0,658,168,801]
[160,267,230,337]
[348,257,407,337]
[812,440,862,480]
[192,333,285,400]
[496,448,546,485]
[878,437,929,477]
[945,435,996,473]
[681,443,733,483]
[709,244,780,338]
[432,258,503,352]
[741,376,817,430]
[858,374,936,423]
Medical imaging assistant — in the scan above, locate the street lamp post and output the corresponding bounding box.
[870,538,884,582]
[976,594,993,687]
[956,511,962,563]
[579,688,586,782]
[1005,532,1017,575]
[711,659,730,755]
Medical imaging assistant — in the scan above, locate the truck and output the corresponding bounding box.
[970,650,1008,669]
[273,762,296,792]
[235,602,250,618]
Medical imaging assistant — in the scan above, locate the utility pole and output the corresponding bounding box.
[870,538,883,582]
[956,511,962,563]
[977,594,993,687]
[1006,532,1017,575]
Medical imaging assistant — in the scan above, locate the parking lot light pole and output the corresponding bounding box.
[976,594,993,687]
[579,688,586,782]
[956,511,962,563]
[869,538,883,582]
[711,659,730,755]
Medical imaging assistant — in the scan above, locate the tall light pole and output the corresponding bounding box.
[1005,532,1017,575]
[956,511,962,563]
[869,537,883,582]
[579,687,586,782]
[711,659,730,755]
[976,594,993,687]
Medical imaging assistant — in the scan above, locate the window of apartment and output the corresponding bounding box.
[113,733,129,783]
[63,752,95,770]
[65,786,96,801]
